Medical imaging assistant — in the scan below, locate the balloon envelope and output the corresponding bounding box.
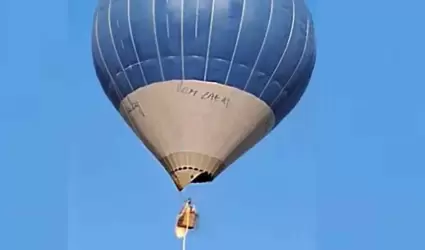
[92,0,316,190]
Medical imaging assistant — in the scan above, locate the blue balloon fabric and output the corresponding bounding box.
[92,0,316,125]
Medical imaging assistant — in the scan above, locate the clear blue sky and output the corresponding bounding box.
[1,0,424,250]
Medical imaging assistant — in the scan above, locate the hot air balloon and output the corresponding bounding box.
[92,0,316,192]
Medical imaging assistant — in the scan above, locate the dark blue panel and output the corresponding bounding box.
[123,63,148,89]
[92,0,316,126]
[182,56,205,81]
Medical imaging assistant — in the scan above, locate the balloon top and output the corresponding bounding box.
[92,0,316,125]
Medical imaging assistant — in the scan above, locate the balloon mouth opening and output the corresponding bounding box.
[191,172,213,184]
[177,172,214,191]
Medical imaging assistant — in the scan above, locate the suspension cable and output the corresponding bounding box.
[181,204,191,250]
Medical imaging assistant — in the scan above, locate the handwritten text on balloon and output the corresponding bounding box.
[177,86,230,108]
[126,100,145,116]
